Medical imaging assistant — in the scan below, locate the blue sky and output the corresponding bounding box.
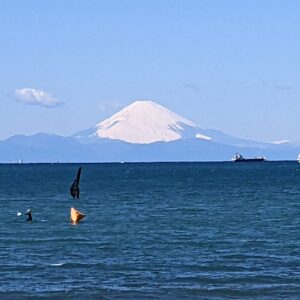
[0,0,299,142]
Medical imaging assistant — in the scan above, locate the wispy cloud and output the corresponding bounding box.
[183,83,200,92]
[98,101,123,111]
[13,88,63,108]
[270,140,291,145]
[273,84,293,91]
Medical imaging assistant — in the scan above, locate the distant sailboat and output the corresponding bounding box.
[298,154,300,163]
[70,167,82,199]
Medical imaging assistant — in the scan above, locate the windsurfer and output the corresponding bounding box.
[70,167,82,199]
[71,183,80,198]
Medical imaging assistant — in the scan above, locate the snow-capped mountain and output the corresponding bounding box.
[76,100,211,144]
[1,100,300,162]
[74,100,268,147]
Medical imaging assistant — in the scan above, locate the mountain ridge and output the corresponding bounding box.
[73,100,271,147]
[0,100,299,162]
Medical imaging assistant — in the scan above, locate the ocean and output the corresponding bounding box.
[0,162,299,299]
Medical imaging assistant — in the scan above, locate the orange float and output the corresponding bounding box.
[70,207,85,224]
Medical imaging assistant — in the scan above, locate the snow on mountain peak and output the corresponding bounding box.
[93,100,204,144]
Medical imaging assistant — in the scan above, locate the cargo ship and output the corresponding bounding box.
[232,153,266,162]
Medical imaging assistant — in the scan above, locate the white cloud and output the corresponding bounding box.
[13,88,63,108]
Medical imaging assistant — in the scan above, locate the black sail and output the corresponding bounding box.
[70,167,82,198]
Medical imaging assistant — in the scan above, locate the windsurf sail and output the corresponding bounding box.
[70,167,82,198]
[70,207,85,223]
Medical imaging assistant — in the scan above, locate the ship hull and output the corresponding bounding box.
[234,158,265,162]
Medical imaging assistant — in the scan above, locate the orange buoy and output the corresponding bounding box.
[70,207,85,224]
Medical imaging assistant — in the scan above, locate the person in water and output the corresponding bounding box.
[25,209,32,221]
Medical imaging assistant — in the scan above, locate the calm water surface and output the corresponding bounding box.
[0,162,299,299]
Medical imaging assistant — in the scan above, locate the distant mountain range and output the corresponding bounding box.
[1,101,299,162]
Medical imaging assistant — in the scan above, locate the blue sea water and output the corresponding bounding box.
[0,162,299,299]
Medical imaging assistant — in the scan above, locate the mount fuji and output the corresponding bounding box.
[0,100,299,162]
[74,100,211,144]
[73,100,267,148]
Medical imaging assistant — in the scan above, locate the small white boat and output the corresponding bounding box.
[298,154,300,163]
